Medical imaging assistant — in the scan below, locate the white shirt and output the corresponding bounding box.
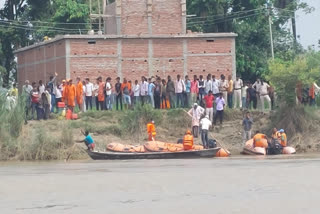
[39,84,45,94]
[175,79,185,93]
[212,80,220,94]
[253,81,261,93]
[55,86,62,98]
[188,106,205,120]
[134,84,140,96]
[140,81,148,96]
[105,82,112,96]
[219,80,229,92]
[204,80,213,94]
[260,83,270,95]
[200,117,212,130]
[234,79,243,89]
[242,86,248,98]
[85,82,94,96]
[93,84,99,96]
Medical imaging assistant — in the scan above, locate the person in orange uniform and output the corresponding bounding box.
[278,129,287,147]
[147,120,156,141]
[253,131,268,148]
[67,79,76,112]
[76,77,84,112]
[271,128,280,141]
[183,130,194,150]
[97,77,105,110]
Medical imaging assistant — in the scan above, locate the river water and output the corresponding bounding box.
[1,154,320,214]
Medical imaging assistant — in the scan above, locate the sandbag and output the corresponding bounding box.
[107,143,146,153]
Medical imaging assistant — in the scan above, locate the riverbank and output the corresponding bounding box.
[1,105,320,161]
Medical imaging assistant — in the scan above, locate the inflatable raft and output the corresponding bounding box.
[242,139,296,155]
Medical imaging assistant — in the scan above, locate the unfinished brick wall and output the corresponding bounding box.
[16,41,67,88]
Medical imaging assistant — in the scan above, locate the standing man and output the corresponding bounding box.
[198,75,205,104]
[241,82,248,110]
[213,93,225,126]
[247,83,257,109]
[184,75,191,108]
[212,75,220,97]
[227,75,233,108]
[175,74,185,108]
[154,77,162,109]
[97,77,105,110]
[76,77,83,112]
[38,80,45,95]
[133,80,140,106]
[115,77,123,111]
[233,75,243,109]
[47,73,58,112]
[22,80,33,120]
[122,78,131,110]
[93,79,99,110]
[140,76,148,105]
[187,103,205,138]
[242,112,253,143]
[219,75,229,104]
[259,80,271,112]
[105,77,112,110]
[204,75,213,95]
[148,78,155,108]
[200,115,212,149]
[167,75,175,108]
[85,78,93,110]
[203,90,215,122]
[67,79,76,112]
[190,75,198,105]
[253,78,261,109]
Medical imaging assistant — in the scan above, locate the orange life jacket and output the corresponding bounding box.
[147,123,156,136]
[183,134,194,150]
[280,133,287,147]
[272,131,281,140]
[309,84,315,99]
[253,133,268,148]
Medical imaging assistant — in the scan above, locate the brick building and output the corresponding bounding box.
[15,0,237,87]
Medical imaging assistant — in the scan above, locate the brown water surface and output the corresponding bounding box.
[1,154,320,214]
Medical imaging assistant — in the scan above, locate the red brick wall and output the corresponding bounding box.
[121,0,149,35]
[152,0,182,35]
[17,37,234,88]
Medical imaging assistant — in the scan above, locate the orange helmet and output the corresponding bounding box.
[186,130,192,135]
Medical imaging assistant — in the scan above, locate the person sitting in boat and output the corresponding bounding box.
[183,130,194,151]
[77,130,95,151]
[252,131,268,148]
[147,120,156,141]
[278,129,287,147]
[271,128,280,140]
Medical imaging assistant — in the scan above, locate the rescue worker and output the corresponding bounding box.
[252,131,268,148]
[66,79,76,112]
[271,127,280,140]
[183,130,194,150]
[278,129,287,147]
[76,77,84,112]
[147,120,156,141]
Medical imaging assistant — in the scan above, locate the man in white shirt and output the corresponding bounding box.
[253,78,261,109]
[188,103,205,138]
[39,80,45,95]
[204,75,213,95]
[241,82,248,109]
[175,74,185,108]
[200,115,212,149]
[22,80,33,119]
[93,80,99,110]
[85,78,94,110]
[219,75,229,103]
[259,80,271,112]
[140,76,149,105]
[212,75,220,97]
[105,77,112,110]
[133,80,140,106]
[233,75,243,108]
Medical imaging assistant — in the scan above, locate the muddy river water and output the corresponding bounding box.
[1,154,320,214]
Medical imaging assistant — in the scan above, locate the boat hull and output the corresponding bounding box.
[87,148,220,160]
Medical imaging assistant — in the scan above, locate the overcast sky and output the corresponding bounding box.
[0,0,319,49]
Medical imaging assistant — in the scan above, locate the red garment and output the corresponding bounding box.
[203,94,215,108]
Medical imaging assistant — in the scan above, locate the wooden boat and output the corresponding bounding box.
[86,147,221,160]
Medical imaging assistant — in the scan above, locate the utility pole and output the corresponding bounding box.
[267,0,274,60]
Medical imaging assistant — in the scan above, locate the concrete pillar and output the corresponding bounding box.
[148,39,154,77]
[147,0,153,35]
[231,38,237,80]
[183,39,188,77]
[116,0,122,35]
[117,39,123,79]
[65,40,71,79]
[181,0,187,34]
[44,46,47,82]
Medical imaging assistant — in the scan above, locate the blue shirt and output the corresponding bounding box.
[85,135,94,144]
[148,83,155,96]
[185,80,191,93]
